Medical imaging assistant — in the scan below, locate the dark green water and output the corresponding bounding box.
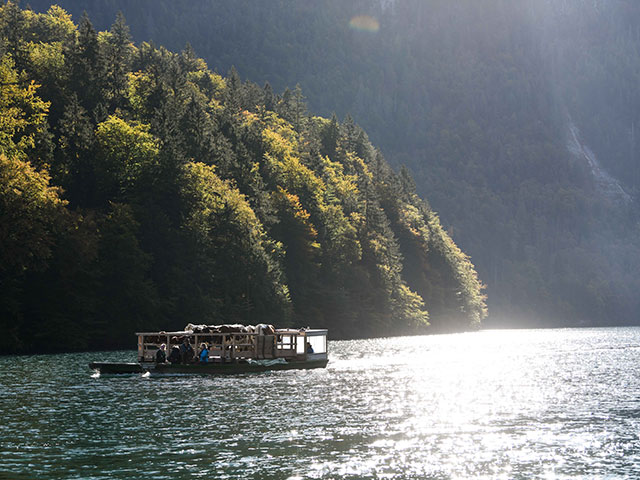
[2,328,640,479]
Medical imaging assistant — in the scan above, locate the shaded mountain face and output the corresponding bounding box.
[23,0,640,327]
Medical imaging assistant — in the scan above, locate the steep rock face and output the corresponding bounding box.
[567,117,632,205]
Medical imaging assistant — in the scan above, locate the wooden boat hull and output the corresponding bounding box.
[90,359,328,375]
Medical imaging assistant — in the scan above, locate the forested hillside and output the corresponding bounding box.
[32,0,640,327]
[0,3,485,353]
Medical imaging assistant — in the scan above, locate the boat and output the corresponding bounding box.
[89,323,328,375]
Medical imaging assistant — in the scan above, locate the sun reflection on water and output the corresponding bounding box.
[2,328,640,478]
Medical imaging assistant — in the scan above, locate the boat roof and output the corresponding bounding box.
[135,328,328,336]
[302,329,328,336]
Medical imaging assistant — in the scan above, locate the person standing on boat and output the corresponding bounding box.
[155,344,167,364]
[199,343,209,364]
[168,345,181,364]
[179,337,195,364]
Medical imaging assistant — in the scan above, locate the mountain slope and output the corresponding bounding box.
[0,3,485,353]
[28,0,640,327]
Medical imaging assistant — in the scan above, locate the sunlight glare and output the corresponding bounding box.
[349,15,380,33]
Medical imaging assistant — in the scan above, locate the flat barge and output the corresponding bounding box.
[90,324,328,375]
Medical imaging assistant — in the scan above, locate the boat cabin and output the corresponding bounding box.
[136,325,328,365]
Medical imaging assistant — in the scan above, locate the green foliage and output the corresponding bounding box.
[0,154,67,352]
[0,54,50,160]
[93,202,161,348]
[0,4,486,352]
[0,154,65,274]
[179,162,291,324]
[93,115,159,203]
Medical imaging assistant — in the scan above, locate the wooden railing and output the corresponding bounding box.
[139,332,302,362]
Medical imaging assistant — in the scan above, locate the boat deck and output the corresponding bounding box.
[90,358,328,375]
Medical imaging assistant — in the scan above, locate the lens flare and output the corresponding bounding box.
[349,15,380,33]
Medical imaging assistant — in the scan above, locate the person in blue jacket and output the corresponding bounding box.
[199,343,209,364]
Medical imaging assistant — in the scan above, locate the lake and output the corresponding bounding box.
[2,327,640,479]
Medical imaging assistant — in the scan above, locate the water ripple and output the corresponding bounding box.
[2,327,640,479]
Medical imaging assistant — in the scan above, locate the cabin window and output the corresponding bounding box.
[307,335,327,354]
[277,334,295,350]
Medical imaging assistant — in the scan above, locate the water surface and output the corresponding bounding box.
[2,328,640,479]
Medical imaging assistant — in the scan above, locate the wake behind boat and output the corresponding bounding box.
[90,323,328,375]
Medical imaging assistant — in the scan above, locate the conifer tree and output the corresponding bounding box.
[103,11,132,110]
[70,13,105,116]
